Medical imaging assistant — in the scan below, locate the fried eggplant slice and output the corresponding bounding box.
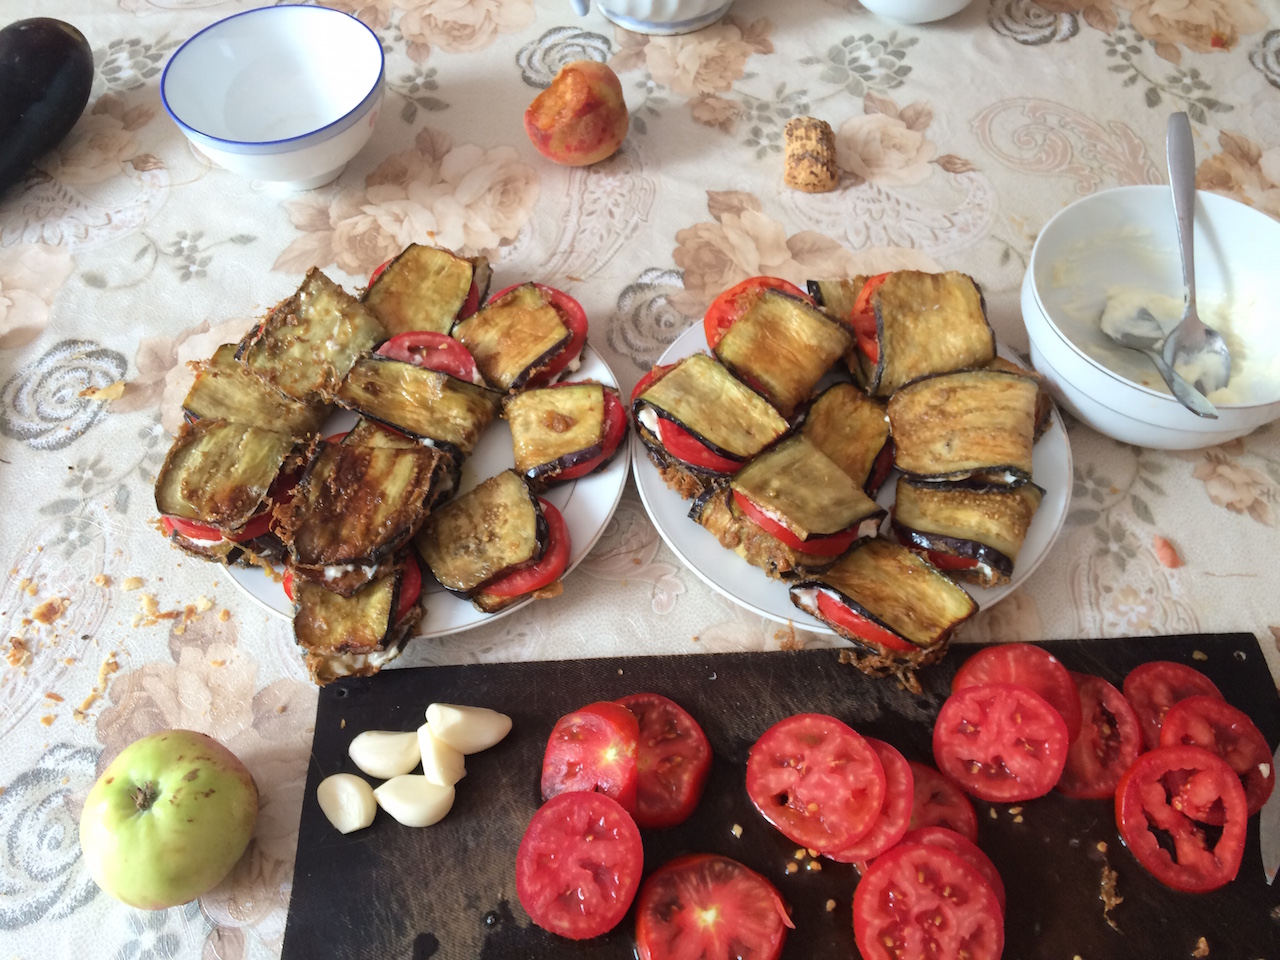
[451,283,571,392]
[712,288,851,418]
[362,244,491,337]
[504,382,624,487]
[800,382,893,496]
[888,369,1039,483]
[182,343,329,437]
[790,538,977,686]
[808,276,872,389]
[414,470,547,612]
[891,477,1043,588]
[986,355,1053,439]
[238,268,386,402]
[277,420,452,596]
[336,355,501,458]
[633,353,789,497]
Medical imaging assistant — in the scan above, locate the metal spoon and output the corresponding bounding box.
[1161,112,1232,394]
[1103,307,1218,418]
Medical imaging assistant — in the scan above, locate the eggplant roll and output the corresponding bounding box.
[277,420,453,596]
[891,477,1043,588]
[790,538,977,681]
[362,244,491,337]
[238,268,387,403]
[504,382,624,488]
[985,355,1053,439]
[800,382,893,496]
[182,343,329,438]
[712,288,851,418]
[633,353,789,498]
[451,283,571,392]
[337,355,501,457]
[808,276,872,390]
[414,469,549,613]
[293,555,422,685]
[888,369,1039,483]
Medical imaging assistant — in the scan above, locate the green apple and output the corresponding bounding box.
[79,729,259,909]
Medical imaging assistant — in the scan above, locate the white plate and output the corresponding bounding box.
[631,324,1073,632]
[229,346,630,638]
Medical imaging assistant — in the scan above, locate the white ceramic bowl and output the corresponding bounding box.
[161,5,384,190]
[1023,185,1280,449]
[858,0,973,25]
[570,0,733,35]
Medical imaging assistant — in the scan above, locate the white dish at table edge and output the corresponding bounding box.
[631,324,1073,634]
[228,345,630,638]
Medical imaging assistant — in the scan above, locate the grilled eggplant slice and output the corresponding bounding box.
[985,355,1053,439]
[504,382,623,487]
[888,369,1039,483]
[808,276,872,389]
[277,420,452,596]
[238,268,386,402]
[336,355,501,457]
[891,477,1042,587]
[414,469,547,612]
[362,244,491,337]
[451,283,571,392]
[712,288,851,418]
[790,538,977,687]
[800,382,893,496]
[182,343,329,437]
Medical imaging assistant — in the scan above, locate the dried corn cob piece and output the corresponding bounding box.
[783,117,839,193]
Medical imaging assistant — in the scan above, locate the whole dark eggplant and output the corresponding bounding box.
[0,18,94,195]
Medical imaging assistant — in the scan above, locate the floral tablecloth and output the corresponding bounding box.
[1,0,1278,956]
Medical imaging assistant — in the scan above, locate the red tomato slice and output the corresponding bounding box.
[515,790,643,940]
[375,331,481,383]
[1122,660,1225,751]
[615,692,712,829]
[846,273,888,365]
[827,738,914,862]
[745,713,886,853]
[853,840,1004,960]
[1114,744,1247,893]
[634,854,792,960]
[1056,672,1144,801]
[483,499,571,598]
[852,272,890,317]
[1159,694,1275,818]
[952,643,1083,742]
[541,701,640,814]
[907,760,978,842]
[900,826,1006,917]
[553,386,627,482]
[815,590,915,653]
[933,682,1070,803]
[865,440,895,496]
[162,512,269,544]
[733,490,861,557]
[925,550,980,571]
[488,282,588,386]
[703,276,812,348]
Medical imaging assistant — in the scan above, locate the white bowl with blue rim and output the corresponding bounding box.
[161,5,384,191]
[570,0,733,35]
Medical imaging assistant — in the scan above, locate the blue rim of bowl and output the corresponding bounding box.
[160,5,384,153]
[1026,184,1276,413]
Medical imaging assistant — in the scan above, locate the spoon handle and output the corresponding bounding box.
[1167,112,1197,307]
[1145,347,1218,419]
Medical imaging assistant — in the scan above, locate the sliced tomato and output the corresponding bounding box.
[634,854,792,960]
[907,760,978,842]
[865,440,895,496]
[483,499,571,598]
[846,273,888,365]
[900,826,1006,917]
[553,385,627,482]
[541,700,640,814]
[615,692,712,829]
[745,713,886,853]
[933,682,1070,803]
[1056,672,1144,800]
[703,276,812,349]
[162,512,266,544]
[827,738,914,863]
[925,550,980,571]
[733,489,861,557]
[815,590,916,653]
[1114,744,1247,893]
[952,643,1083,742]
[375,330,481,384]
[1123,660,1225,751]
[488,282,588,386]
[515,790,643,940]
[853,840,1004,960]
[1159,694,1275,818]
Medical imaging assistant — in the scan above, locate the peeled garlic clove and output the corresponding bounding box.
[373,775,454,827]
[426,702,513,754]
[316,773,377,835]
[418,723,466,787]
[347,730,421,779]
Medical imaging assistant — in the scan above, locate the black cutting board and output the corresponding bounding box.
[281,634,1280,960]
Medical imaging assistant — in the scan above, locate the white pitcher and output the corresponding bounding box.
[569,0,733,35]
